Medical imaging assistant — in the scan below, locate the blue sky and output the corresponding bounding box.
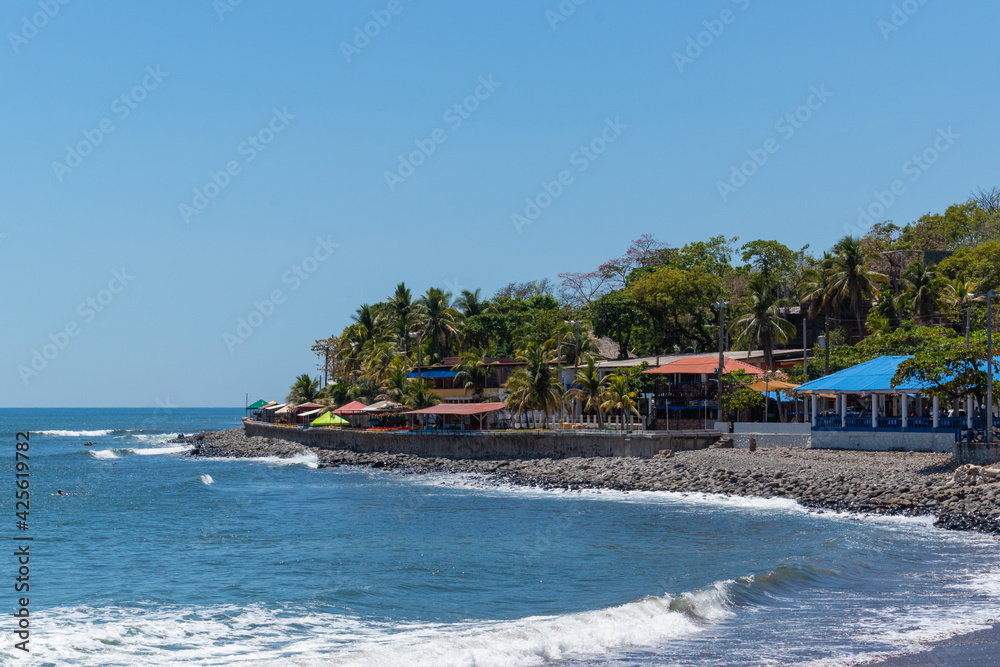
[2,0,998,407]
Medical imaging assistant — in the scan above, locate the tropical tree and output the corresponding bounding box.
[388,282,418,354]
[719,369,764,422]
[359,341,398,388]
[403,379,441,410]
[940,275,983,331]
[286,374,320,404]
[452,348,489,398]
[418,287,462,363]
[566,356,608,428]
[599,374,640,429]
[378,358,410,403]
[352,304,381,342]
[590,292,646,359]
[827,236,885,339]
[904,260,939,323]
[455,288,486,317]
[503,343,564,429]
[728,274,797,370]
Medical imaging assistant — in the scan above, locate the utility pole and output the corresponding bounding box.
[713,301,727,422]
[802,316,808,376]
[557,329,563,423]
[824,317,830,376]
[564,320,583,424]
[965,307,971,349]
[988,291,995,444]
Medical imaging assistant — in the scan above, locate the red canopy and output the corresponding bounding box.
[332,400,368,415]
[644,357,764,376]
[404,402,507,415]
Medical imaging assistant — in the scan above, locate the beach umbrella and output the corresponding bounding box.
[247,399,270,410]
[749,380,800,393]
[311,412,349,427]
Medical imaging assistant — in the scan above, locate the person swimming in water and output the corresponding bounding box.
[56,490,68,495]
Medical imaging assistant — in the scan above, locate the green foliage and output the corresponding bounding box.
[504,343,564,428]
[825,321,958,375]
[590,292,646,359]
[739,239,797,287]
[286,374,320,404]
[567,356,607,427]
[937,242,1000,293]
[627,266,720,353]
[720,369,764,419]
[728,274,796,369]
[897,201,988,251]
[892,342,998,405]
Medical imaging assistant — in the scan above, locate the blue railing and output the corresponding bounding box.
[877,417,901,429]
[907,417,933,429]
[845,416,870,428]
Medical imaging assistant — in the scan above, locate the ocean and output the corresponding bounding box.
[0,407,998,666]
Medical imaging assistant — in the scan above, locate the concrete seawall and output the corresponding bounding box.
[243,422,721,459]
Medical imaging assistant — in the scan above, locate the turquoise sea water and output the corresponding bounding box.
[0,408,999,666]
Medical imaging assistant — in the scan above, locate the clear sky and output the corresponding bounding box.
[3,0,998,408]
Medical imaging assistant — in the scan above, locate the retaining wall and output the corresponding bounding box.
[243,422,721,459]
[953,442,1000,465]
[712,422,811,448]
[810,430,954,453]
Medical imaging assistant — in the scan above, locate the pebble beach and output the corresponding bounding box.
[181,428,1000,535]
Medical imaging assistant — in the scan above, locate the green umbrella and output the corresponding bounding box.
[311,412,349,427]
[247,399,270,410]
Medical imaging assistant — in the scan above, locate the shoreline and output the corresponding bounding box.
[178,428,1000,535]
[177,427,1000,666]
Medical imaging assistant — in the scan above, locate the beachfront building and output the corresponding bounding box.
[403,402,508,431]
[642,355,766,429]
[408,357,520,402]
[796,355,997,453]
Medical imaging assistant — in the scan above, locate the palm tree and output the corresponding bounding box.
[600,374,640,430]
[905,260,938,323]
[456,288,486,317]
[567,356,608,428]
[378,358,409,403]
[418,287,462,363]
[389,283,418,354]
[503,343,564,429]
[403,379,441,409]
[827,236,885,339]
[352,304,379,342]
[359,341,398,388]
[941,275,984,332]
[799,253,835,319]
[286,374,320,404]
[729,274,797,370]
[452,348,489,399]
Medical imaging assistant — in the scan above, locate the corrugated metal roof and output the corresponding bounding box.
[795,356,933,393]
[645,357,764,376]
[407,370,458,379]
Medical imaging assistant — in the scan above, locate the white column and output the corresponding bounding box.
[811,394,818,427]
[967,397,974,429]
[872,395,878,429]
[901,394,908,428]
[932,396,940,428]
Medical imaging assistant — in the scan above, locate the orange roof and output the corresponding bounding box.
[644,356,764,376]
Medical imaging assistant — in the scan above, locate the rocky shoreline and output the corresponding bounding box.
[176,428,1000,535]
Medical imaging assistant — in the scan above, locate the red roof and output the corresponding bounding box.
[332,400,368,415]
[644,357,764,376]
[404,402,508,416]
